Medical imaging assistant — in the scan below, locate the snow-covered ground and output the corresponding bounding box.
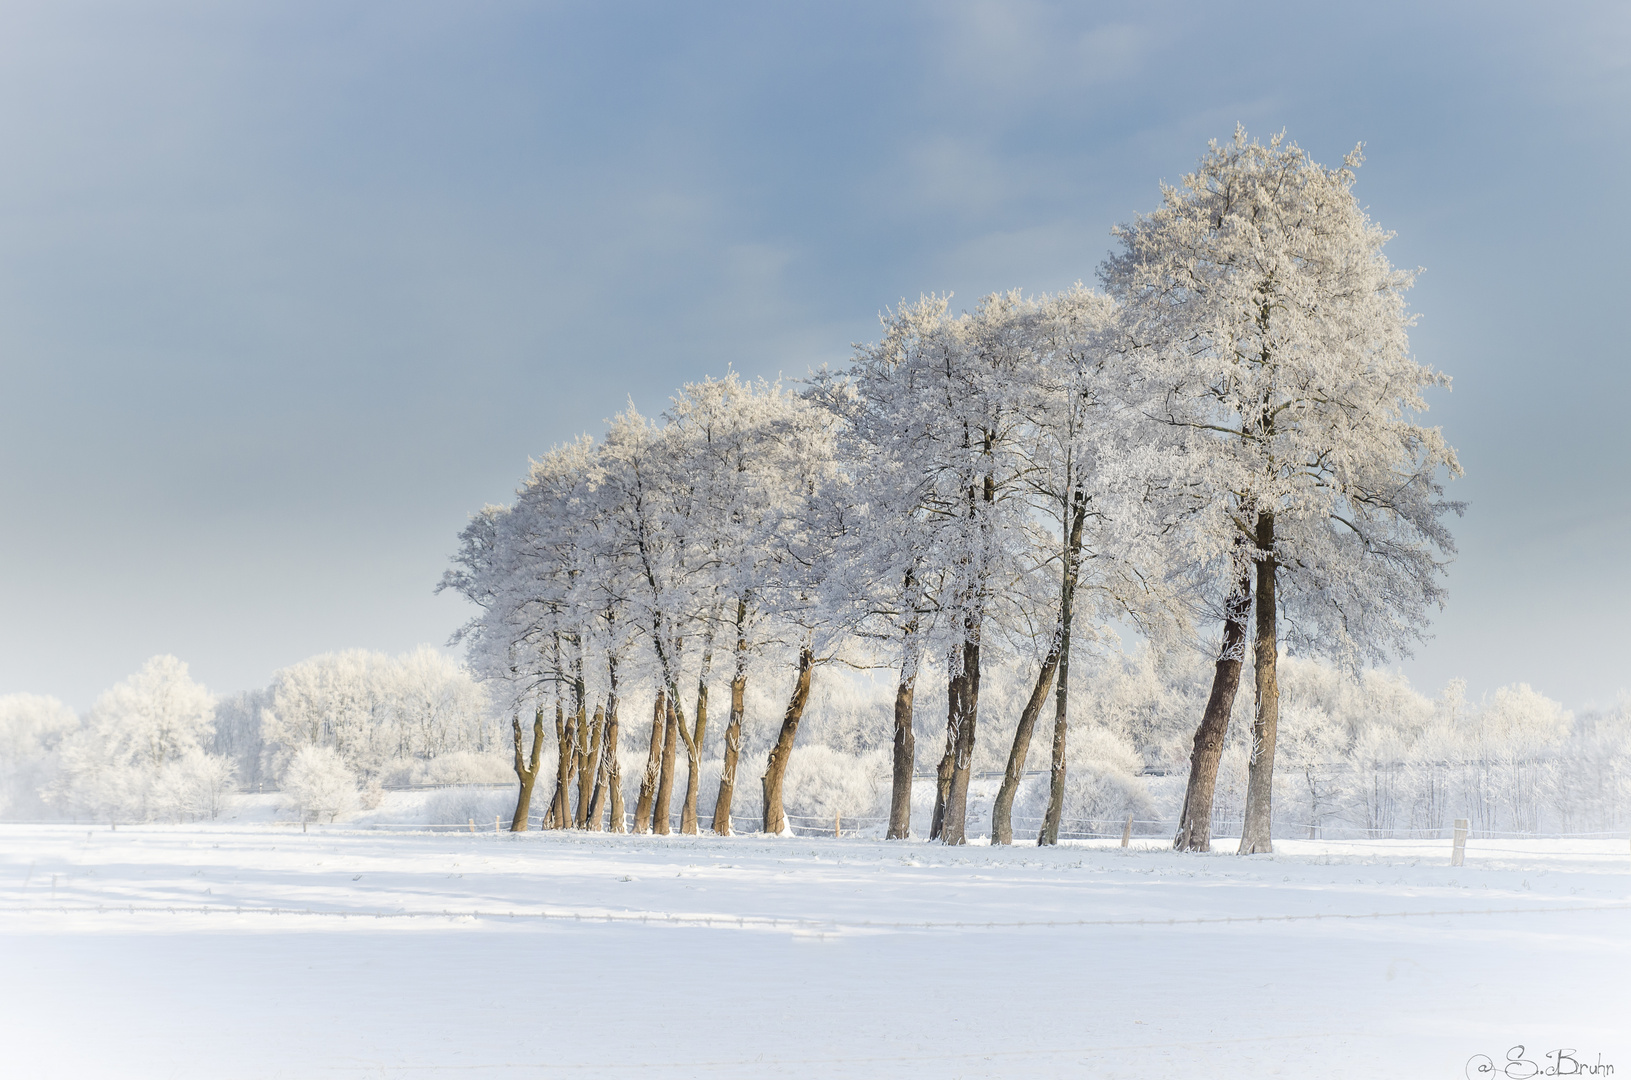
[3,823,1627,1078]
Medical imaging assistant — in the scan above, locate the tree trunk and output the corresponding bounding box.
[887,652,918,840]
[760,646,815,835]
[576,702,604,829]
[991,639,1061,844]
[679,635,716,836]
[605,689,625,834]
[1039,488,1087,846]
[654,695,679,835]
[633,689,665,833]
[509,705,546,831]
[546,699,576,829]
[1240,511,1279,854]
[940,628,983,846]
[568,654,590,827]
[587,693,615,832]
[711,602,750,835]
[1174,565,1252,852]
[929,650,963,841]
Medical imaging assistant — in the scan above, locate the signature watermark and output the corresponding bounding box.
[1467,1046,1614,1078]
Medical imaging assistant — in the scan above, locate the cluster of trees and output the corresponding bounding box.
[444,129,1463,851]
[0,648,495,824]
[217,646,499,793]
[26,656,236,823]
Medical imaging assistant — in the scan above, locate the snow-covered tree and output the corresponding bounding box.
[281,744,360,822]
[0,694,78,819]
[839,293,1052,844]
[1105,128,1462,852]
[51,655,230,822]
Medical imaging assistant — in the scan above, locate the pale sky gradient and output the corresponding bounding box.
[2,1,1627,711]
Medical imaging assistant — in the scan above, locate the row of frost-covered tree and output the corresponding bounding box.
[439,129,1491,850]
[7,130,1625,842]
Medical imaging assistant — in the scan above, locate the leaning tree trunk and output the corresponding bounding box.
[940,627,984,846]
[886,646,919,840]
[633,689,666,833]
[1174,565,1253,852]
[653,695,680,835]
[1039,488,1087,846]
[760,646,815,835]
[991,638,1061,844]
[1239,511,1279,854]
[509,705,546,831]
[711,603,750,835]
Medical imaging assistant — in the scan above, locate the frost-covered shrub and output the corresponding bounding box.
[282,745,360,822]
[424,785,513,826]
[149,750,236,822]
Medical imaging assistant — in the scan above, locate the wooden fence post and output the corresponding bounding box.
[468,818,474,834]
[835,812,841,838]
[1451,818,1468,867]
[1121,813,1133,848]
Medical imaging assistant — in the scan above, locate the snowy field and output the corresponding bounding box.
[3,824,1628,1079]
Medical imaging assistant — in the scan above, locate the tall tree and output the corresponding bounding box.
[1105,128,1462,853]
[842,295,1036,845]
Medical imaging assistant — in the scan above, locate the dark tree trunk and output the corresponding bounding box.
[586,698,613,831]
[546,699,575,829]
[886,653,918,840]
[711,600,750,835]
[991,638,1061,844]
[575,702,604,829]
[679,634,715,836]
[929,648,963,841]
[1039,487,1087,846]
[760,646,815,835]
[1240,511,1279,854]
[940,458,995,847]
[633,689,665,833]
[654,695,679,835]
[1174,565,1252,852]
[509,705,546,831]
[940,629,983,845]
[605,689,625,834]
[568,654,590,827]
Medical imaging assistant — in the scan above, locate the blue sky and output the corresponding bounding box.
[2,1,1627,710]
